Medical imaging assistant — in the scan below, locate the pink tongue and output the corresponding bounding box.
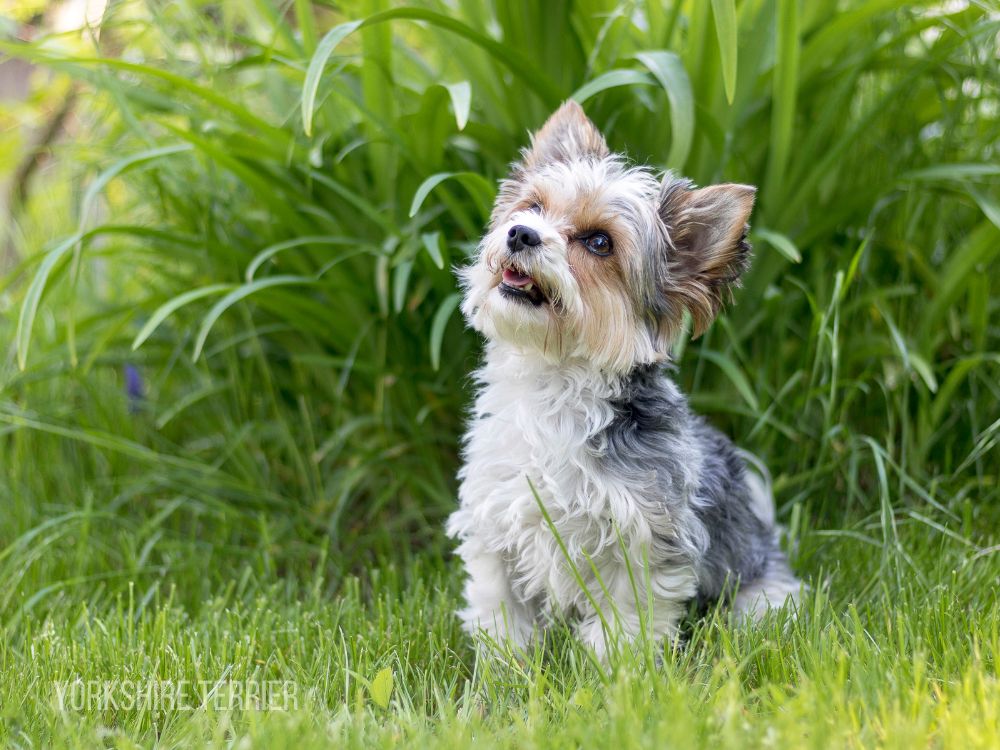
[502,268,533,288]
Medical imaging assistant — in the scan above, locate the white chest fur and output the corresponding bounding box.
[447,344,702,625]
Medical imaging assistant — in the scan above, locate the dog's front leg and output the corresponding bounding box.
[575,575,695,663]
[455,539,534,657]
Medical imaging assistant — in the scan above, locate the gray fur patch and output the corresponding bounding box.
[596,364,785,605]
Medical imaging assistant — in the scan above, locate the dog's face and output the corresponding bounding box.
[461,101,755,373]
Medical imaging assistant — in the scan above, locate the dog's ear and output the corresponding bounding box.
[658,175,755,338]
[522,100,609,168]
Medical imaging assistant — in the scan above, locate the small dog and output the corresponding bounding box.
[447,102,799,660]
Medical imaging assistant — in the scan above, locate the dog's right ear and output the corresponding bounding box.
[522,101,609,168]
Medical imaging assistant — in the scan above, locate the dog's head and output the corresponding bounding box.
[460,101,755,373]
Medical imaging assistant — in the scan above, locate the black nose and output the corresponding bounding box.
[506,225,541,252]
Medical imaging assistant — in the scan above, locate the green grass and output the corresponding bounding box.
[1,0,999,746]
[2,528,999,747]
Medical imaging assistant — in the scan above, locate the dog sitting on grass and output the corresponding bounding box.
[447,101,799,661]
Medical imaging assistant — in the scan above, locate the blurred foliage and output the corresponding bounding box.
[0,0,998,603]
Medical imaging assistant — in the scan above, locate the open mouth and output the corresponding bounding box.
[498,265,548,306]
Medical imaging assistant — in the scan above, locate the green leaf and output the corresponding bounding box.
[409,172,495,218]
[0,45,288,143]
[245,236,359,281]
[966,183,1000,231]
[635,51,694,170]
[430,293,462,371]
[764,0,799,203]
[711,0,738,104]
[699,350,760,412]
[445,81,472,130]
[16,235,77,371]
[930,354,1000,428]
[193,276,316,360]
[919,222,1000,348]
[294,0,317,54]
[17,144,191,369]
[132,284,232,350]
[79,145,193,225]
[368,667,394,709]
[302,20,363,136]
[571,69,655,104]
[393,260,413,313]
[909,353,938,394]
[752,228,801,263]
[901,163,1000,181]
[422,232,446,269]
[301,8,562,136]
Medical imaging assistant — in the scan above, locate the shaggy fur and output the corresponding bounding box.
[447,102,799,660]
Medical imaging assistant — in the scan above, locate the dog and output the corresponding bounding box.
[446,101,799,661]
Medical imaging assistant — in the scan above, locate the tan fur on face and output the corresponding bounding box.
[533,161,663,371]
[568,244,648,372]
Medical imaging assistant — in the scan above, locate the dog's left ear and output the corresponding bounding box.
[658,175,756,338]
[523,100,609,168]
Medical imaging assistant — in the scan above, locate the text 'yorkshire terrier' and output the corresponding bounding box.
[447,101,800,661]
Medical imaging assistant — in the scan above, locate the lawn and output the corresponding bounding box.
[1,0,998,747]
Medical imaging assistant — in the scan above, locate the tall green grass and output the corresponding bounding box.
[1,0,998,621]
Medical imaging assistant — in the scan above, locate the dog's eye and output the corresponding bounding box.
[528,202,542,214]
[583,232,613,256]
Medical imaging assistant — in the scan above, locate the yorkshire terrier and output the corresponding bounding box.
[447,101,799,660]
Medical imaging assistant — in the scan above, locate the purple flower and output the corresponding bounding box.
[124,364,144,410]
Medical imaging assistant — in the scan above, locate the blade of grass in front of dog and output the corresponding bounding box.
[527,478,610,673]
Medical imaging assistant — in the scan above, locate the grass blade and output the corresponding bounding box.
[764,0,799,204]
[132,284,232,350]
[302,20,363,136]
[445,81,472,131]
[409,172,495,218]
[193,276,317,360]
[571,69,655,104]
[635,51,695,170]
[710,0,739,104]
[752,228,802,263]
[429,293,461,371]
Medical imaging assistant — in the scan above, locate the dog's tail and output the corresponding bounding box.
[737,448,774,527]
